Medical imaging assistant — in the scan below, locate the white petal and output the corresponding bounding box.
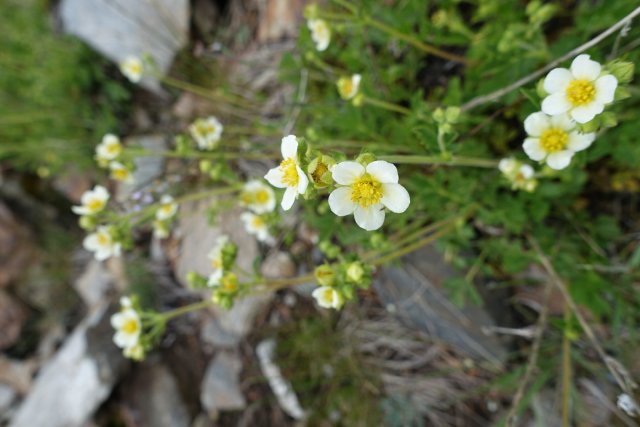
[548,113,575,131]
[595,75,617,104]
[95,248,112,261]
[328,187,356,216]
[312,287,334,309]
[541,92,571,115]
[524,112,550,137]
[72,206,87,215]
[570,102,603,124]
[110,313,125,328]
[354,205,385,231]
[332,161,365,185]
[281,135,298,159]
[546,151,573,170]
[567,132,595,152]
[264,167,286,188]
[366,160,398,184]
[570,54,601,80]
[498,158,514,174]
[83,234,99,252]
[381,183,410,213]
[523,138,546,161]
[296,166,309,194]
[520,164,535,178]
[281,187,297,211]
[544,68,573,93]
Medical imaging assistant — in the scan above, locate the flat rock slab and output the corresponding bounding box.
[200,351,246,415]
[59,0,189,92]
[10,304,127,427]
[374,247,507,368]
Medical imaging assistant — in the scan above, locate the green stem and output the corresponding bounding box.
[362,96,411,115]
[124,147,279,161]
[162,300,212,321]
[362,16,469,65]
[379,154,498,168]
[561,310,572,427]
[371,224,455,266]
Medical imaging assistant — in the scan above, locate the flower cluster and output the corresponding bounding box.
[110,297,145,360]
[312,261,372,310]
[153,195,179,239]
[308,19,330,51]
[239,180,276,243]
[119,56,144,83]
[336,74,362,105]
[498,158,538,192]
[189,116,224,150]
[95,134,135,183]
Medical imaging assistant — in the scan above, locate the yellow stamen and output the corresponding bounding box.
[122,318,139,334]
[251,216,265,228]
[350,173,383,208]
[337,78,354,99]
[112,168,130,181]
[106,143,121,156]
[97,232,110,246]
[322,288,334,303]
[311,161,329,184]
[539,128,569,153]
[566,79,595,106]
[279,158,299,187]
[255,189,270,204]
[87,198,105,212]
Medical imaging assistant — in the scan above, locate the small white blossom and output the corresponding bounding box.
[72,185,110,216]
[123,343,145,361]
[337,74,361,100]
[308,19,330,51]
[312,286,343,309]
[96,134,122,164]
[328,160,410,231]
[240,180,276,214]
[207,235,229,283]
[83,226,121,261]
[110,308,141,349]
[207,269,223,287]
[119,56,144,83]
[498,158,538,192]
[523,112,596,170]
[109,161,134,183]
[617,394,639,417]
[189,116,224,150]
[155,195,178,221]
[152,220,170,239]
[541,54,617,123]
[264,135,309,211]
[241,212,273,243]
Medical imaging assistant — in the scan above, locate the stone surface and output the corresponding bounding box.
[0,202,34,288]
[256,0,308,43]
[200,317,240,349]
[116,134,167,202]
[0,383,17,420]
[73,260,114,310]
[9,304,127,427]
[0,291,27,351]
[260,252,296,279]
[374,247,508,367]
[59,0,189,92]
[200,351,246,415]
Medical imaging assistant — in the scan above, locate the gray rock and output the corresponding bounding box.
[10,304,127,427]
[260,252,296,279]
[200,351,246,415]
[59,0,189,92]
[117,134,167,202]
[0,384,17,419]
[200,317,240,349]
[374,247,507,368]
[74,260,113,310]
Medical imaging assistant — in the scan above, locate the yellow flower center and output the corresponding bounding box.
[87,198,105,212]
[337,78,354,99]
[255,189,270,204]
[279,158,299,187]
[122,318,139,334]
[112,168,130,181]
[350,173,383,208]
[321,288,334,303]
[251,216,265,228]
[211,258,222,270]
[160,204,173,215]
[539,128,569,153]
[565,79,595,106]
[106,143,121,156]
[127,63,141,75]
[222,274,238,292]
[311,161,329,184]
[97,232,110,246]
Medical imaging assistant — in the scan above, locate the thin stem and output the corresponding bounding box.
[461,6,640,112]
[379,154,498,168]
[362,95,411,114]
[162,300,212,321]
[362,16,469,65]
[124,147,279,161]
[370,224,455,266]
[561,310,572,427]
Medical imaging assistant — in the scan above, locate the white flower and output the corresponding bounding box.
[208,235,229,272]
[119,56,143,83]
[72,185,110,216]
[152,220,170,239]
[120,296,133,308]
[617,394,639,417]
[328,160,410,231]
[241,212,272,243]
[155,195,178,220]
[83,226,121,261]
[308,19,330,51]
[522,112,596,170]
[96,134,122,163]
[110,308,141,349]
[109,161,134,183]
[207,269,223,287]
[498,158,538,192]
[337,74,361,100]
[123,343,145,361]
[189,116,224,150]
[240,180,276,214]
[312,286,343,309]
[264,135,309,210]
[541,54,617,123]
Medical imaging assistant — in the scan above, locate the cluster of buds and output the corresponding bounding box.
[312,260,372,309]
[94,134,135,183]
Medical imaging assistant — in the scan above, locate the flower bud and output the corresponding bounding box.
[445,106,460,123]
[315,264,336,287]
[355,152,376,166]
[308,155,335,188]
[199,160,213,173]
[606,60,634,84]
[187,271,208,288]
[345,262,365,283]
[79,215,98,231]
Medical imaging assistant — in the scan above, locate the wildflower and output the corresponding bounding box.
[307,19,330,51]
[264,135,309,210]
[523,112,595,170]
[189,116,224,150]
[617,394,638,417]
[110,307,141,349]
[123,343,145,361]
[207,269,224,287]
[314,264,336,287]
[155,195,178,220]
[337,74,361,100]
[498,158,538,192]
[152,220,170,239]
[241,212,272,243]
[308,155,335,188]
[83,226,121,261]
[328,160,410,231]
[541,54,617,123]
[312,286,343,309]
[240,180,276,214]
[208,235,229,272]
[72,185,110,216]
[109,161,134,183]
[95,134,122,165]
[119,56,143,83]
[120,296,133,308]
[346,262,365,283]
